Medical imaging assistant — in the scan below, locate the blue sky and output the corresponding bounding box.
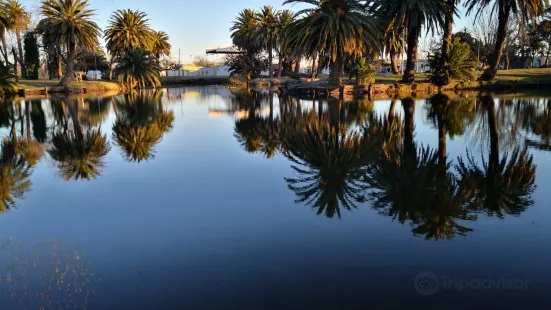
[19,0,474,63]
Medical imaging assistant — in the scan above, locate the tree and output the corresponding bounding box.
[40,0,101,88]
[0,60,16,95]
[193,56,216,68]
[23,31,40,79]
[35,18,62,79]
[105,9,154,57]
[113,48,161,89]
[74,51,109,73]
[224,52,268,80]
[151,30,171,60]
[430,38,478,84]
[465,0,548,80]
[376,0,448,83]
[0,7,11,65]
[275,9,294,77]
[254,5,279,77]
[230,8,261,54]
[1,0,30,78]
[283,0,381,88]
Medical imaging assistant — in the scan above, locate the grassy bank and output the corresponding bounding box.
[162,76,229,86]
[15,79,121,96]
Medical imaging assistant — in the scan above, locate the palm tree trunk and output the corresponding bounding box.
[437,112,447,164]
[294,56,300,74]
[277,53,283,78]
[388,98,397,123]
[402,97,415,157]
[403,27,419,83]
[60,40,76,89]
[0,29,9,65]
[440,0,455,70]
[16,30,25,79]
[328,57,343,89]
[481,2,511,81]
[268,39,273,78]
[63,96,83,138]
[311,54,317,79]
[390,51,400,75]
[25,101,31,142]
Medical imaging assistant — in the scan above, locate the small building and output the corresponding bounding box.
[86,70,102,80]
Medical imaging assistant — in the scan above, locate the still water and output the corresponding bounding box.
[1,87,551,309]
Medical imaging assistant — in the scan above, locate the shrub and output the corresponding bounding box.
[430,38,478,86]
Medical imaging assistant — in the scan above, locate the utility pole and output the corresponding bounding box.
[178,48,181,65]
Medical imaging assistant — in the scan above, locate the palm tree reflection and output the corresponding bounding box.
[0,138,32,213]
[456,94,536,218]
[48,96,110,181]
[366,96,478,241]
[112,90,174,162]
[283,98,380,218]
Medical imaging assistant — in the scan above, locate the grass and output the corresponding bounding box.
[17,79,120,90]
[374,68,551,84]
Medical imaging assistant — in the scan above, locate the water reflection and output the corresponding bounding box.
[48,96,111,181]
[232,91,541,240]
[112,90,174,162]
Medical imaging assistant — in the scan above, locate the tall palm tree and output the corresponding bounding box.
[113,48,161,89]
[0,7,11,65]
[48,96,110,181]
[35,17,63,79]
[276,9,294,78]
[375,0,448,83]
[151,30,171,60]
[1,0,30,78]
[254,5,280,77]
[230,8,260,53]
[465,0,548,80]
[104,9,154,57]
[283,0,381,88]
[439,0,459,82]
[0,137,32,213]
[456,95,536,217]
[40,0,101,88]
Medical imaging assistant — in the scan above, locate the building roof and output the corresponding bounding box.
[205,46,244,54]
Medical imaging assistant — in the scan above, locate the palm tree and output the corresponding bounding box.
[456,95,536,217]
[113,48,161,89]
[465,0,548,80]
[105,9,154,57]
[0,7,11,65]
[1,0,30,78]
[1,61,16,94]
[276,9,294,77]
[254,5,280,78]
[48,97,110,181]
[151,30,171,60]
[283,0,381,88]
[0,137,32,213]
[40,0,101,88]
[230,8,260,53]
[376,0,448,83]
[35,17,63,79]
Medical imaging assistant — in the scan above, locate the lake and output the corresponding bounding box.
[1,87,551,309]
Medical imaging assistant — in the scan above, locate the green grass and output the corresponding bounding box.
[374,68,551,84]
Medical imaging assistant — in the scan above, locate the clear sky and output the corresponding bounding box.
[19,0,474,63]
